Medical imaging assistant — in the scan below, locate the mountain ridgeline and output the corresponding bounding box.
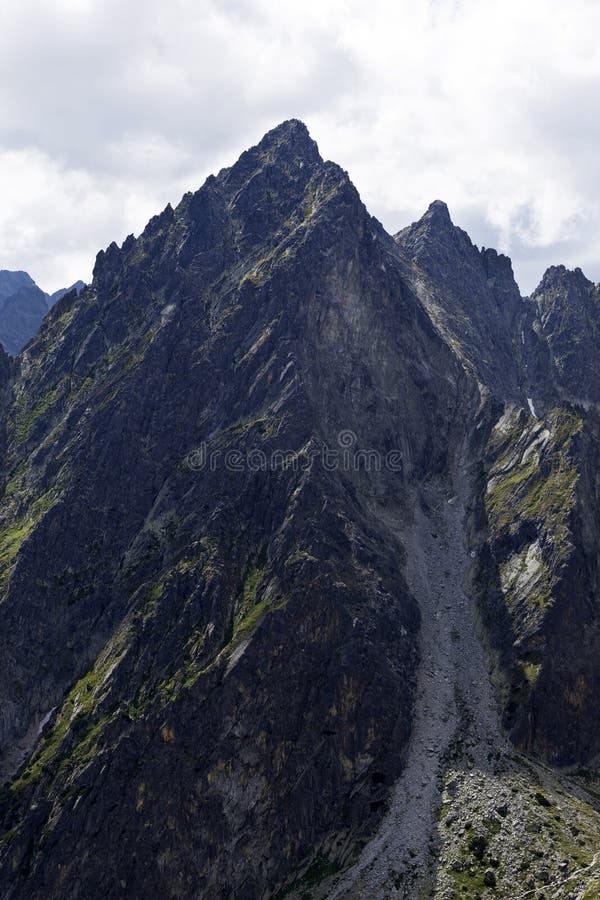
[0,121,599,898]
[0,272,85,356]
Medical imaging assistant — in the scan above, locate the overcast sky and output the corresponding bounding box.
[1,0,599,294]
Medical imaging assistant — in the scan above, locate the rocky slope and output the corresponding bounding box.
[0,121,599,898]
[46,281,86,309]
[0,272,85,355]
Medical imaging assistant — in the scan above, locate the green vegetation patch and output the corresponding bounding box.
[0,490,59,595]
[12,381,68,444]
[9,627,129,795]
[519,660,542,685]
[229,562,284,650]
[486,407,582,544]
[156,555,288,700]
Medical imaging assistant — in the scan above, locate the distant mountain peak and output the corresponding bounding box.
[423,198,453,227]
[394,200,456,249]
[0,270,36,303]
[0,271,85,355]
[48,280,86,307]
[533,263,594,296]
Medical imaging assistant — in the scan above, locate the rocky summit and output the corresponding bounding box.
[0,120,599,899]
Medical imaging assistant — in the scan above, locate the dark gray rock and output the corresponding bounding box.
[0,120,467,898]
[0,120,599,898]
[47,280,86,308]
[396,200,525,399]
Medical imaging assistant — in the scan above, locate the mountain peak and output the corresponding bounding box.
[210,118,323,210]
[6,122,600,900]
[253,118,321,167]
[427,198,451,215]
[533,263,593,296]
[0,270,37,303]
[393,200,455,251]
[422,199,453,229]
[0,270,85,355]
[263,117,311,140]
[395,199,454,242]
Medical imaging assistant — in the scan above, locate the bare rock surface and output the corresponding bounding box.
[0,122,600,898]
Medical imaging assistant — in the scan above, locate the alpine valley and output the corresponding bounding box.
[1,121,600,899]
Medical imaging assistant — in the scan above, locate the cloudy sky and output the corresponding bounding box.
[1,0,599,294]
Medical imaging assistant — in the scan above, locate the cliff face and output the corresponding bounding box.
[398,203,600,768]
[530,265,600,402]
[0,122,471,898]
[0,122,599,899]
[395,200,525,399]
[474,405,600,761]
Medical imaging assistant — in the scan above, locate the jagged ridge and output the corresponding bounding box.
[0,121,599,899]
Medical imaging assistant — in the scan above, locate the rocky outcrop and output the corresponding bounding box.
[398,200,600,768]
[530,265,600,403]
[396,201,525,399]
[472,404,600,763]
[47,280,86,308]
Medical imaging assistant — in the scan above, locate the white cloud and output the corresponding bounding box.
[0,146,180,291]
[1,0,599,292]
